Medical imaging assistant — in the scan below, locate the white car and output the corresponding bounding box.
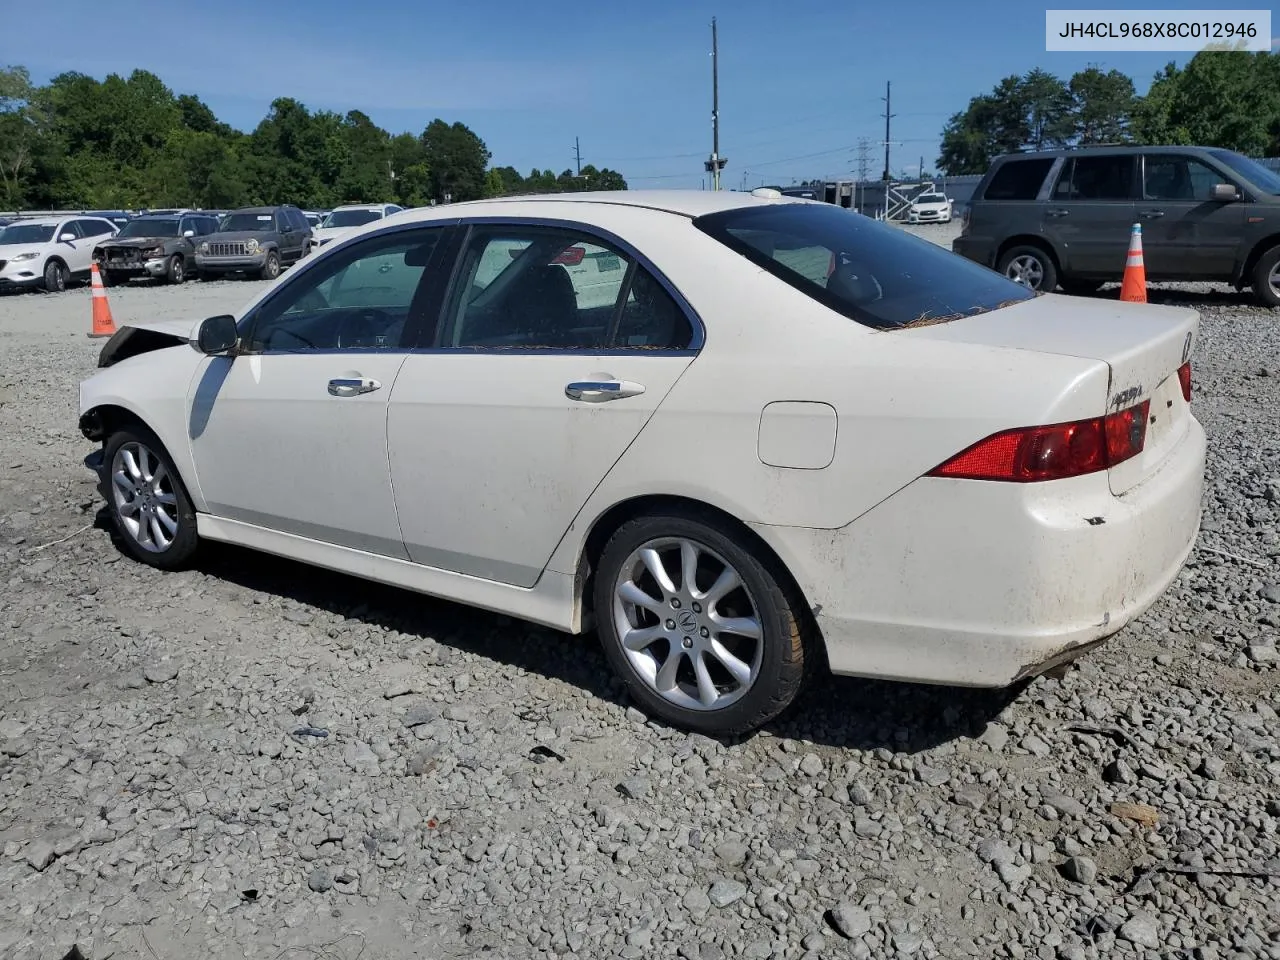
[309,203,404,251]
[77,189,1206,735]
[907,192,953,224]
[0,215,118,292]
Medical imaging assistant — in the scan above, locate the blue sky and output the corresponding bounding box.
[16,0,1280,189]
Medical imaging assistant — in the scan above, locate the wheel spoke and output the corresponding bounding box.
[121,448,143,482]
[693,654,718,707]
[714,615,762,640]
[619,579,664,614]
[639,548,677,597]
[155,509,178,536]
[701,566,740,605]
[155,491,177,507]
[148,512,168,548]
[111,470,133,496]
[680,540,699,594]
[654,646,684,693]
[150,462,168,492]
[117,498,139,517]
[621,624,665,651]
[708,639,752,686]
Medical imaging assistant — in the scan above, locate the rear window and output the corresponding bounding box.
[693,203,1035,330]
[983,158,1054,200]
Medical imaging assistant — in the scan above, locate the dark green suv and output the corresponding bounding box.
[953,145,1280,307]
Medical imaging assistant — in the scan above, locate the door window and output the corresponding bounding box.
[77,219,114,237]
[1059,155,1135,201]
[442,226,692,351]
[983,158,1054,201]
[59,220,84,240]
[243,228,445,353]
[1143,155,1226,201]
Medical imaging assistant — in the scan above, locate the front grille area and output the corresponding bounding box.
[206,241,249,257]
[103,247,141,264]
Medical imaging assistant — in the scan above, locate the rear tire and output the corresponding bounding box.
[998,245,1057,293]
[102,424,198,570]
[1251,245,1280,308]
[593,509,812,736]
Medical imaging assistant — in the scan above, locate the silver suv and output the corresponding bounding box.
[953,145,1280,307]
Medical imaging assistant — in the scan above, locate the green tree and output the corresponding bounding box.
[0,65,54,208]
[1067,67,1136,144]
[420,119,491,202]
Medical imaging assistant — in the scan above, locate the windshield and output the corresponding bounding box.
[322,209,382,228]
[117,219,180,238]
[1208,149,1280,196]
[694,202,1034,330]
[916,194,947,203]
[219,212,277,233]
[0,223,56,245]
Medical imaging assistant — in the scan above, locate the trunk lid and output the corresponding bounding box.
[902,292,1197,495]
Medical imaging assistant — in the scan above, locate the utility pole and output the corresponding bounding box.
[574,136,582,177]
[855,137,871,213]
[881,80,894,181]
[704,17,726,191]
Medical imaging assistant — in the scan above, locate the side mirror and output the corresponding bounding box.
[194,314,238,355]
[183,229,195,238]
[59,232,76,242]
[1211,183,1240,202]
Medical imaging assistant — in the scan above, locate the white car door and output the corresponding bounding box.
[72,219,116,275]
[387,222,700,588]
[187,224,452,556]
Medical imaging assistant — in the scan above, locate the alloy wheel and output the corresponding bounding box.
[110,441,180,553]
[1005,254,1045,289]
[611,537,764,711]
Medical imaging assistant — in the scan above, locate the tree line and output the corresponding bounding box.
[0,65,628,211]
[937,50,1280,175]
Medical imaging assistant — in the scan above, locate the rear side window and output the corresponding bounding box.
[1060,155,1135,201]
[694,203,1035,331]
[982,158,1054,200]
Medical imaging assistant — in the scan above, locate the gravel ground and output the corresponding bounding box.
[1,228,1278,960]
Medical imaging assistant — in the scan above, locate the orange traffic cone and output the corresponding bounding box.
[1119,223,1147,303]
[88,262,116,338]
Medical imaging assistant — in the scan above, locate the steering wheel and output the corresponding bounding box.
[335,308,395,349]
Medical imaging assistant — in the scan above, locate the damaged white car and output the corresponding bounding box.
[78,189,1206,735]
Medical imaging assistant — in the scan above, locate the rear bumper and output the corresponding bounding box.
[751,416,1207,687]
[952,236,996,268]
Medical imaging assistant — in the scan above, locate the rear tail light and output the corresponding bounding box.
[1177,361,1191,403]
[927,400,1150,483]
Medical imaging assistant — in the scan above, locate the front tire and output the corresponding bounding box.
[593,510,812,736]
[259,251,281,281]
[165,255,186,284]
[103,425,198,570]
[1251,245,1280,308]
[998,244,1057,293]
[42,259,68,293]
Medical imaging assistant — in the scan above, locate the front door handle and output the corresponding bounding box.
[1046,208,1070,218]
[1140,209,1165,219]
[328,377,381,397]
[565,380,646,402]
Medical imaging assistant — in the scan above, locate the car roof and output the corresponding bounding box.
[996,144,1224,162]
[395,189,807,223]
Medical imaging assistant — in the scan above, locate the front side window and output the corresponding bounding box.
[1143,155,1225,201]
[1207,149,1280,196]
[244,228,444,353]
[694,202,1034,330]
[441,225,692,351]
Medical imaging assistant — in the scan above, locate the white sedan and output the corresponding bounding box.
[77,189,1206,735]
[907,192,953,224]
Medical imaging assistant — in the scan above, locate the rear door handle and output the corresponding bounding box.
[565,380,645,402]
[328,377,381,397]
[1046,208,1070,218]
[1140,209,1165,218]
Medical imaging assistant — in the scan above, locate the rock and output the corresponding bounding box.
[1043,793,1087,818]
[893,931,924,955]
[344,741,380,775]
[1102,758,1135,784]
[799,753,824,776]
[978,838,1014,864]
[25,840,55,871]
[1261,583,1280,603]
[402,704,438,728]
[1247,644,1278,664]
[1022,735,1051,758]
[143,662,179,684]
[1200,756,1226,779]
[829,902,872,939]
[845,780,873,806]
[978,722,1009,751]
[1,738,32,758]
[953,785,986,810]
[914,764,950,787]
[383,681,412,699]
[1060,856,1097,885]
[0,718,28,739]
[307,869,332,893]
[714,840,748,867]
[995,860,1031,885]
[618,777,651,800]
[708,878,746,908]
[406,747,438,776]
[1118,912,1160,950]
